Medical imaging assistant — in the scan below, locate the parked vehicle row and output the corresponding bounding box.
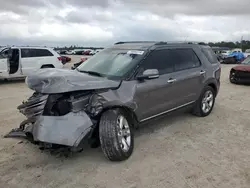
[71,57,88,70]
[57,49,102,56]
[5,41,221,162]
[0,47,63,79]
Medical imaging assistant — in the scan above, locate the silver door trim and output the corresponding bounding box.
[200,70,206,75]
[140,101,195,122]
[167,78,176,83]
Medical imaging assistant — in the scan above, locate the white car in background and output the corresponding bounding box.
[244,49,250,57]
[65,50,76,55]
[89,49,102,55]
[0,46,63,79]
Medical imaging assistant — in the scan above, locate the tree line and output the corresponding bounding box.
[198,40,250,52]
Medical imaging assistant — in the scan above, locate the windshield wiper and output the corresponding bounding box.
[77,69,104,77]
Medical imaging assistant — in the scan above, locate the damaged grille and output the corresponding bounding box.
[18,92,49,120]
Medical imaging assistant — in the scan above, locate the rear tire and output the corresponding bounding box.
[192,86,215,117]
[99,109,134,161]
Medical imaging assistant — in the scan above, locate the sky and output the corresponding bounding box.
[0,0,250,47]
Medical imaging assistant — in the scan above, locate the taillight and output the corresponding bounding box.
[57,57,62,61]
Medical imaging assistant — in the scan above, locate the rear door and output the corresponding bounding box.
[168,48,205,106]
[21,48,37,75]
[21,48,56,75]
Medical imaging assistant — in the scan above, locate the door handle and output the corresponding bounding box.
[200,70,206,75]
[167,78,176,83]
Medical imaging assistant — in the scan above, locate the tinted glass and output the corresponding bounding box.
[21,49,53,58]
[21,49,34,58]
[202,48,218,64]
[141,48,200,74]
[36,49,53,57]
[172,49,201,71]
[141,49,174,75]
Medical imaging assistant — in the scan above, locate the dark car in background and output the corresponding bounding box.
[61,55,71,64]
[229,56,250,84]
[5,41,220,162]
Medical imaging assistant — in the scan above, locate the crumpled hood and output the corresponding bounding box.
[232,65,250,72]
[25,68,121,94]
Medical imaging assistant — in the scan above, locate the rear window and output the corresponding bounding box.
[202,48,218,64]
[21,49,54,58]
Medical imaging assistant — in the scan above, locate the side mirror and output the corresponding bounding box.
[137,69,159,80]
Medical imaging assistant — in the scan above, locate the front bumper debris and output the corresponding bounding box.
[4,92,94,149]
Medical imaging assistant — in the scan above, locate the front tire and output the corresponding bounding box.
[192,86,215,117]
[229,70,237,84]
[99,109,134,161]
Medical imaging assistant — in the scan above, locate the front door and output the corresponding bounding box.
[0,48,9,77]
[0,58,8,77]
[133,49,176,121]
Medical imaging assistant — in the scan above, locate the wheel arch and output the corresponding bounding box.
[204,79,218,97]
[89,104,138,146]
[97,104,139,128]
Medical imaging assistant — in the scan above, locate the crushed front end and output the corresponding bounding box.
[4,91,96,151]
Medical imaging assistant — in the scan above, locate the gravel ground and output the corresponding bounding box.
[0,59,250,188]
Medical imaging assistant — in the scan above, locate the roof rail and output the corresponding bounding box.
[114,41,206,45]
[114,41,158,45]
[163,41,204,44]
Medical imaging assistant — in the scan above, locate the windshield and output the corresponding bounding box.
[76,48,144,79]
[241,56,250,64]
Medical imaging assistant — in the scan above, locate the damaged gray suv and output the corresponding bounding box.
[5,41,221,161]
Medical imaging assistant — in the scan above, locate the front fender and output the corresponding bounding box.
[32,111,93,147]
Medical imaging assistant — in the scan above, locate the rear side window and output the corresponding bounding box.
[21,49,53,58]
[141,48,201,74]
[170,49,201,72]
[201,48,218,64]
[35,49,53,57]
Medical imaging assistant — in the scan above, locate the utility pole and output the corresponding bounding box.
[241,36,243,51]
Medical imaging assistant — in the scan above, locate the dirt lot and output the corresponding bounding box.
[0,60,250,188]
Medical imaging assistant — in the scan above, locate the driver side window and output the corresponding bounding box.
[140,49,174,75]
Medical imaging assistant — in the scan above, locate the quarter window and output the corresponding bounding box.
[201,48,218,64]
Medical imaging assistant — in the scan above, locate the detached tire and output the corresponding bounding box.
[99,109,134,161]
[192,86,215,117]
